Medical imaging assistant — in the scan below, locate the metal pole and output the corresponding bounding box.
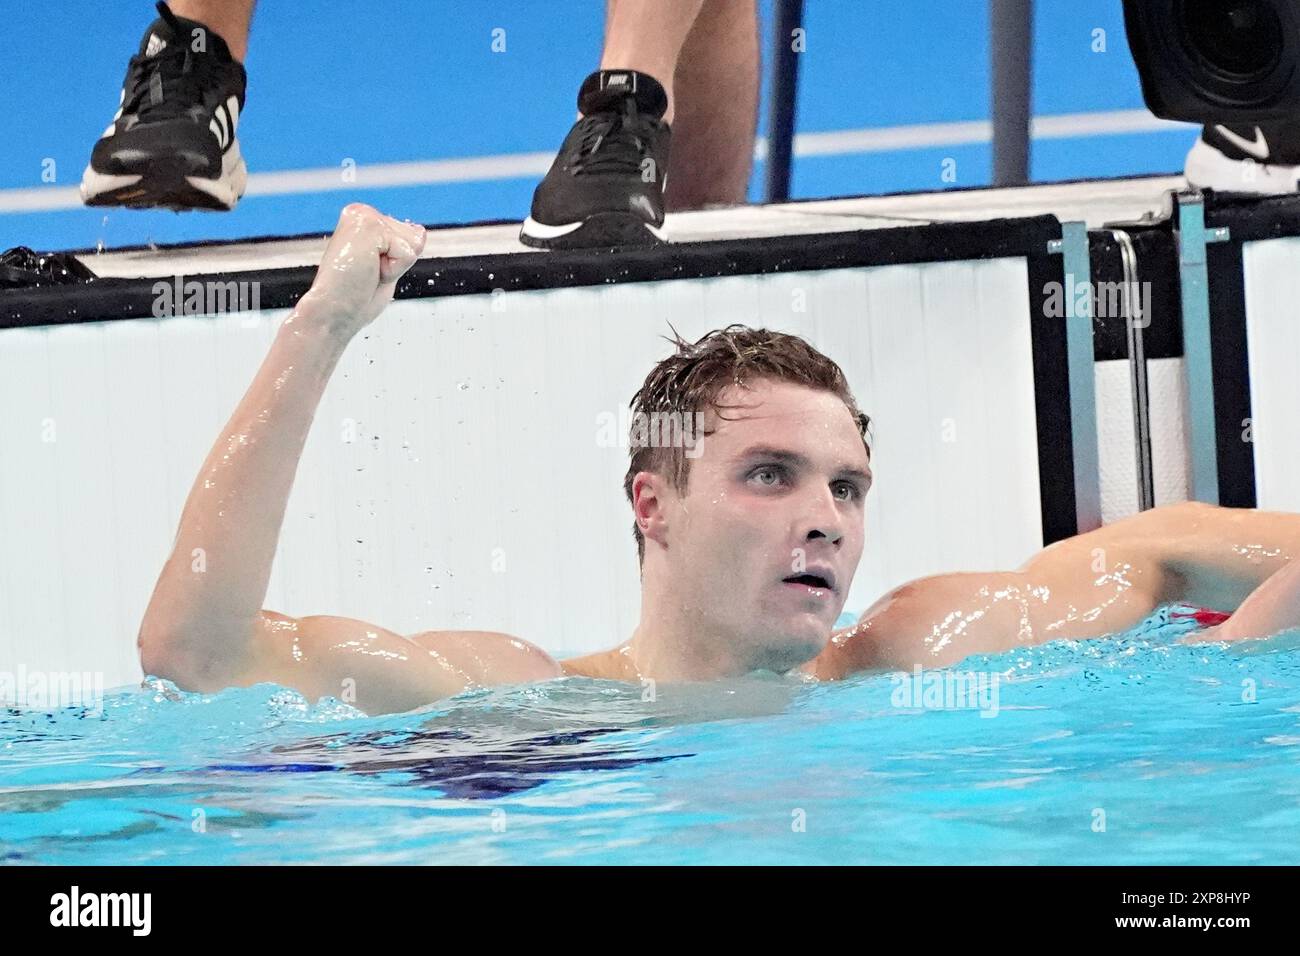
[1049,223,1103,534]
[1175,191,1231,504]
[990,0,1033,186]
[764,0,805,203]
[1113,229,1156,511]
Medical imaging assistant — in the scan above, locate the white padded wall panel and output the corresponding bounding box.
[1243,237,1300,512]
[0,258,1045,693]
[1146,357,1191,508]
[1095,355,1191,525]
[1096,358,1139,524]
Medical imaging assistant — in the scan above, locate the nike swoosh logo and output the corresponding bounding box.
[1215,125,1270,160]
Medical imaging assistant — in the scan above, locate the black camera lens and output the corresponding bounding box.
[1178,0,1285,80]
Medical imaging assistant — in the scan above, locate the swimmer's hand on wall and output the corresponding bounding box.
[297,203,426,338]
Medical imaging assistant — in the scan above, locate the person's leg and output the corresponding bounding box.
[598,0,708,125]
[662,0,759,210]
[523,0,739,248]
[168,0,256,62]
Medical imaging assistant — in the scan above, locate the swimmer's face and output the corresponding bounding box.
[652,379,870,672]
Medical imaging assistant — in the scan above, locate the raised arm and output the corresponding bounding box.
[137,204,560,714]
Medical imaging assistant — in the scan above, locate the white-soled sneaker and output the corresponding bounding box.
[520,70,672,250]
[81,1,248,212]
[1184,123,1300,195]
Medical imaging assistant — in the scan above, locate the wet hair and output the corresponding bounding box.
[624,324,872,568]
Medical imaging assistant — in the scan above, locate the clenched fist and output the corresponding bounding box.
[298,203,426,340]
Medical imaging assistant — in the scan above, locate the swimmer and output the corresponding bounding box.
[138,203,1300,714]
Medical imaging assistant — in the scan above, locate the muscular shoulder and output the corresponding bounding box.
[406,630,564,686]
[815,571,1031,675]
[823,563,1157,675]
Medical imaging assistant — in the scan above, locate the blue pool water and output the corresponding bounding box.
[3,604,1300,865]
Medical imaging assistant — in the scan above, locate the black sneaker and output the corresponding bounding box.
[80,1,248,212]
[520,70,672,249]
[1185,123,1300,194]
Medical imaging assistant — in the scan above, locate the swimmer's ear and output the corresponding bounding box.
[632,472,670,551]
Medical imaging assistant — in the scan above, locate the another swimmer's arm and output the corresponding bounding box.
[138,205,426,688]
